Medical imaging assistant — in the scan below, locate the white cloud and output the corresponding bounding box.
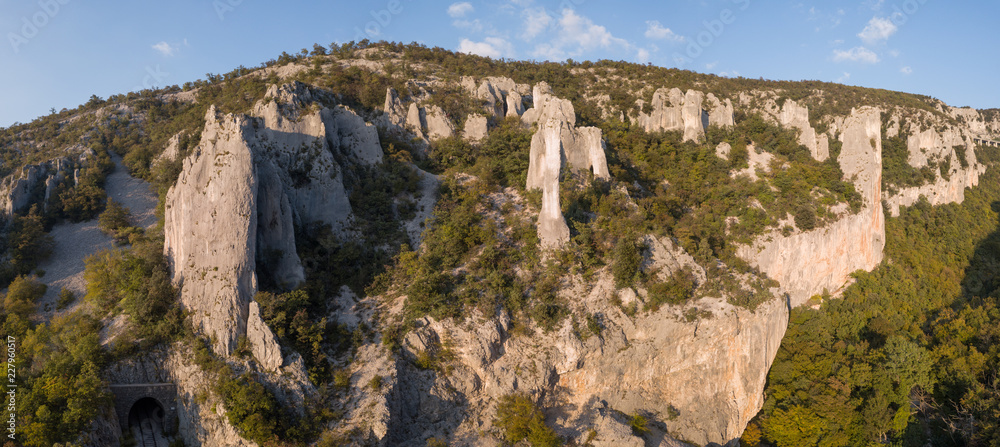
[533,9,631,60]
[637,48,650,63]
[453,18,485,33]
[900,66,913,75]
[833,46,879,64]
[522,7,552,40]
[448,2,473,18]
[152,41,177,57]
[858,17,897,45]
[705,61,718,70]
[644,20,684,42]
[719,70,741,78]
[837,72,851,83]
[458,37,513,59]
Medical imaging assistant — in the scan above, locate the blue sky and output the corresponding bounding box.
[1,0,997,128]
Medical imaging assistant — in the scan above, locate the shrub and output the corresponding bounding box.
[611,237,642,289]
[369,375,383,391]
[216,371,282,443]
[628,412,649,435]
[3,212,54,282]
[494,393,562,447]
[56,288,75,310]
[645,267,697,311]
[82,237,181,345]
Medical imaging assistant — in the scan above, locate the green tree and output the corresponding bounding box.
[98,198,131,236]
[3,275,46,319]
[6,212,54,279]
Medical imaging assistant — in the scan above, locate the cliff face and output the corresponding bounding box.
[164,82,381,367]
[738,107,885,307]
[164,105,263,359]
[385,237,786,446]
[558,294,787,446]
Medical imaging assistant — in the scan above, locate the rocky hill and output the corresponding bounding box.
[1,42,999,447]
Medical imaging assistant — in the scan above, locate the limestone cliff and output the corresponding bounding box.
[164,82,383,368]
[386,236,786,446]
[738,107,885,306]
[163,105,262,359]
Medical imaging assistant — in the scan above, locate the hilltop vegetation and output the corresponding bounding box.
[0,41,993,446]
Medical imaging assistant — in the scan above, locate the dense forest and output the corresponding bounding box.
[751,145,1000,446]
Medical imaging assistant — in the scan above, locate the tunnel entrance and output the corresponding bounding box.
[128,397,168,447]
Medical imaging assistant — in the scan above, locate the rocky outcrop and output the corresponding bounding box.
[248,302,283,371]
[154,132,184,167]
[164,105,263,358]
[885,163,985,216]
[773,99,829,161]
[478,81,505,118]
[883,117,986,216]
[392,257,786,446]
[636,88,683,135]
[681,90,706,142]
[559,294,787,446]
[463,76,528,120]
[462,114,488,143]
[381,88,455,141]
[424,105,454,140]
[165,82,383,364]
[382,87,407,131]
[738,107,885,306]
[634,87,734,142]
[506,90,525,118]
[716,142,732,160]
[707,93,735,128]
[0,154,82,215]
[522,82,576,127]
[905,126,965,168]
[524,82,611,247]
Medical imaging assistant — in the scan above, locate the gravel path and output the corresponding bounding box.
[36,154,158,317]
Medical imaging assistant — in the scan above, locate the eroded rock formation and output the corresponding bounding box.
[634,87,735,142]
[0,151,87,215]
[738,107,885,306]
[883,120,986,216]
[524,82,610,247]
[531,122,571,247]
